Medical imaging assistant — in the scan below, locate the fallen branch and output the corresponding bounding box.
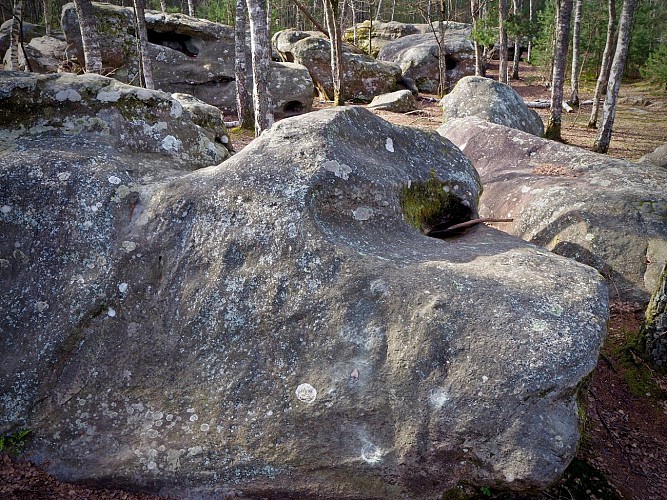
[524,100,575,112]
[224,120,240,128]
[427,217,513,236]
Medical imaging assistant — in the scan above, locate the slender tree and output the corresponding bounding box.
[246,0,272,135]
[511,0,521,80]
[593,0,636,153]
[235,0,253,128]
[43,0,51,36]
[9,0,22,71]
[569,0,583,105]
[188,0,196,16]
[498,0,508,83]
[73,0,102,73]
[160,0,167,12]
[323,0,345,104]
[588,0,616,128]
[544,0,573,140]
[437,0,448,95]
[526,0,533,63]
[133,0,154,89]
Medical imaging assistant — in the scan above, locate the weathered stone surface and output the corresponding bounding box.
[438,117,667,303]
[377,26,475,94]
[0,19,46,58]
[61,3,313,116]
[440,76,544,136]
[0,71,230,168]
[1,93,609,497]
[642,264,667,370]
[639,142,667,169]
[273,29,403,101]
[367,89,417,113]
[5,36,68,74]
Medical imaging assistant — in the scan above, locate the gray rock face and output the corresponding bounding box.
[367,89,417,113]
[440,76,544,136]
[377,26,475,94]
[61,2,313,116]
[639,142,667,169]
[1,86,609,496]
[0,19,46,58]
[0,71,231,168]
[642,264,667,370]
[438,117,667,303]
[273,29,403,102]
[5,36,68,73]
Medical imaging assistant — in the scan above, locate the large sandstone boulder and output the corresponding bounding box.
[367,89,417,113]
[1,76,610,496]
[61,2,313,116]
[273,29,403,101]
[438,117,667,303]
[377,25,475,94]
[0,71,230,167]
[639,142,667,169]
[440,76,544,136]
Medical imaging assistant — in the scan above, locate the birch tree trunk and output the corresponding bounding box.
[569,0,583,105]
[526,0,532,63]
[246,0,273,135]
[188,0,196,17]
[43,0,51,36]
[498,0,508,84]
[437,0,448,95]
[471,0,485,76]
[511,0,521,80]
[593,0,636,153]
[235,0,253,128]
[9,0,22,70]
[133,0,154,89]
[323,0,345,104]
[160,0,167,12]
[544,0,573,141]
[73,0,102,73]
[588,0,616,128]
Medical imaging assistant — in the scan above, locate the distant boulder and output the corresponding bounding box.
[639,142,667,169]
[377,25,475,93]
[440,76,544,136]
[273,29,403,102]
[367,89,417,113]
[0,19,46,62]
[439,116,667,303]
[4,36,68,73]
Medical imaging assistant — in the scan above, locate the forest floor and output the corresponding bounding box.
[2,63,667,499]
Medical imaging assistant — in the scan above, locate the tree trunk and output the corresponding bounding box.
[160,0,167,12]
[588,0,616,128]
[511,0,521,80]
[9,0,22,71]
[133,0,154,89]
[593,0,636,153]
[43,0,51,36]
[526,0,532,63]
[471,0,486,76]
[544,0,573,141]
[235,0,253,128]
[569,0,583,105]
[246,0,272,136]
[323,0,345,104]
[374,0,382,20]
[73,0,102,73]
[188,0,195,16]
[498,0,508,84]
[437,0,448,95]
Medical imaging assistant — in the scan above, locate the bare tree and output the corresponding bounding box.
[133,0,154,89]
[544,0,573,140]
[9,0,22,70]
[323,0,345,104]
[588,0,616,129]
[160,0,167,12]
[593,0,636,153]
[511,0,521,80]
[246,0,272,135]
[188,0,196,17]
[526,0,533,63]
[498,0,508,84]
[43,0,51,36]
[470,0,486,76]
[73,0,102,73]
[569,0,583,105]
[235,0,253,128]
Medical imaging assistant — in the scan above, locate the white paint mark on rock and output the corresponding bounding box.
[295,383,317,403]
[385,137,394,152]
[352,207,373,221]
[361,443,383,464]
[107,308,116,317]
[108,175,121,185]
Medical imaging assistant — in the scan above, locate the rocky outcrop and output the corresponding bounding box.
[377,25,475,94]
[639,142,667,169]
[367,89,417,113]
[1,73,610,497]
[61,2,313,116]
[438,117,667,303]
[5,36,69,74]
[440,76,544,136]
[273,29,403,102]
[0,71,231,167]
[0,19,46,60]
